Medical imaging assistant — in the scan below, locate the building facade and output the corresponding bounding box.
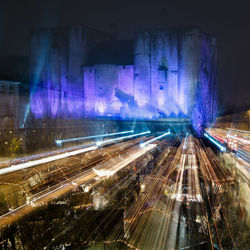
[0,80,20,129]
[29,26,217,130]
[83,27,217,123]
[29,26,110,119]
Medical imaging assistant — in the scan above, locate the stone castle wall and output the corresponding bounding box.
[29,26,110,120]
[83,65,134,118]
[133,28,209,119]
[29,26,217,124]
[82,27,216,121]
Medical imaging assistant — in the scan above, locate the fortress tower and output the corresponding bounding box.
[29,26,217,130]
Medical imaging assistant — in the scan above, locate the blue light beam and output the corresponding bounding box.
[96,131,151,147]
[204,133,226,152]
[55,130,134,146]
[140,131,170,148]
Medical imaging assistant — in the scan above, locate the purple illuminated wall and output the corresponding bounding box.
[191,35,217,135]
[29,26,217,130]
[83,65,134,118]
[29,26,109,120]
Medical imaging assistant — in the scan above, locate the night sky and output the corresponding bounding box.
[1,0,250,113]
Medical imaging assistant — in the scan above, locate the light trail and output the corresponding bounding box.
[0,145,97,176]
[227,128,250,135]
[0,139,155,229]
[204,133,226,152]
[183,133,188,149]
[233,154,250,180]
[166,151,186,250]
[119,138,183,249]
[198,148,223,249]
[0,137,145,217]
[55,130,134,145]
[205,128,250,167]
[140,131,170,148]
[82,135,240,249]
[227,134,250,144]
[236,150,250,163]
[96,131,150,147]
[0,143,95,167]
[93,144,156,177]
[1,131,243,248]
[0,169,97,229]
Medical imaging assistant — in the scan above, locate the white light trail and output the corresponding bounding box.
[140,131,170,148]
[183,133,188,149]
[93,144,156,177]
[55,130,134,145]
[171,193,203,202]
[96,131,150,147]
[0,146,97,176]
[227,134,250,144]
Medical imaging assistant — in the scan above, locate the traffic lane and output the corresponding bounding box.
[0,137,150,213]
[0,140,157,229]
[0,136,148,186]
[0,169,96,229]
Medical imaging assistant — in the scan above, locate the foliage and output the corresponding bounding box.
[8,137,23,156]
[0,131,23,157]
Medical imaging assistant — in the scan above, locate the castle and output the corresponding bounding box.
[29,26,217,130]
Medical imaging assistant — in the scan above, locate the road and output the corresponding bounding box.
[0,132,248,249]
[205,128,250,180]
[105,135,238,249]
[0,135,158,229]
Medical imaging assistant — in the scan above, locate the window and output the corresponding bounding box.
[158,65,168,83]
[64,91,67,98]
[0,84,5,94]
[159,85,164,90]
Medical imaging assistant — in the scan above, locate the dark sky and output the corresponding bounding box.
[1,0,250,112]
